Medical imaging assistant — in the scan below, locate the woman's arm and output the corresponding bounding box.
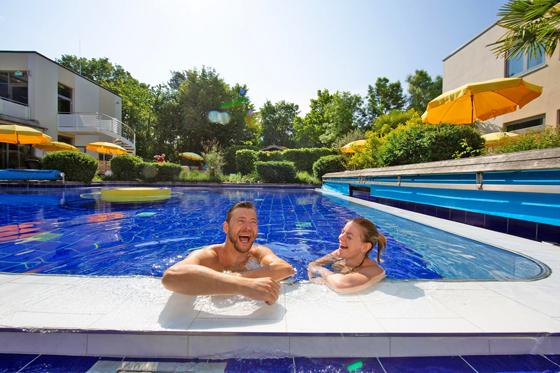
[310,265,385,293]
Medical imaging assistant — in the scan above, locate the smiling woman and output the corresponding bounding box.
[307,217,387,294]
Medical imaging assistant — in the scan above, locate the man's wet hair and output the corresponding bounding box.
[226,201,256,222]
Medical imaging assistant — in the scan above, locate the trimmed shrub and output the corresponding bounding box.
[110,154,143,180]
[223,145,258,174]
[138,162,181,181]
[313,155,346,179]
[43,151,98,183]
[257,151,284,162]
[379,124,484,166]
[283,148,337,172]
[490,128,560,154]
[255,161,297,183]
[236,149,258,175]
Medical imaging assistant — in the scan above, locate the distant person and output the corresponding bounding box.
[162,201,295,304]
[307,217,386,293]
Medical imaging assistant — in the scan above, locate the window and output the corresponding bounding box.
[0,70,28,105]
[57,83,72,113]
[506,48,545,77]
[505,114,545,132]
[57,135,73,144]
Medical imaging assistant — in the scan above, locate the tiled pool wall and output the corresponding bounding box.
[2,353,560,372]
[323,168,560,245]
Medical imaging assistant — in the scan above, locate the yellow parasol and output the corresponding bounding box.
[481,131,519,145]
[34,141,79,152]
[0,124,52,168]
[0,124,51,145]
[85,142,127,155]
[340,139,367,154]
[179,152,204,162]
[422,78,542,125]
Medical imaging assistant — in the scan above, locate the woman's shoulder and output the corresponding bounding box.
[359,260,385,277]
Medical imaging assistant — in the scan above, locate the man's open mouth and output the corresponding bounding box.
[239,235,251,243]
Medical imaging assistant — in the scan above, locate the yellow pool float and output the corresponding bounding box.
[100,187,172,203]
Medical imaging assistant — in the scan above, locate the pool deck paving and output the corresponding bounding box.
[0,194,559,359]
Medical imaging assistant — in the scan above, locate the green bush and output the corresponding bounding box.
[296,171,320,185]
[138,162,182,181]
[236,149,258,175]
[490,128,560,154]
[179,169,222,183]
[110,154,143,180]
[223,145,258,174]
[313,155,346,179]
[255,161,297,183]
[43,151,98,183]
[257,150,284,162]
[379,124,484,166]
[283,148,337,172]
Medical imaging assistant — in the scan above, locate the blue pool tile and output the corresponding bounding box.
[485,214,509,233]
[295,357,384,372]
[537,224,560,244]
[379,356,474,372]
[225,358,294,372]
[545,355,560,365]
[466,211,485,228]
[463,354,559,373]
[507,219,538,240]
[450,209,467,224]
[19,355,98,373]
[0,353,37,373]
[436,206,451,219]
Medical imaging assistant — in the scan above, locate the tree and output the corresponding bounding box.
[491,0,560,59]
[406,70,442,114]
[56,55,156,157]
[293,89,332,148]
[319,91,365,146]
[259,100,300,147]
[371,109,422,137]
[365,77,406,123]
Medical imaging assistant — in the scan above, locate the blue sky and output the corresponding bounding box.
[1,0,507,113]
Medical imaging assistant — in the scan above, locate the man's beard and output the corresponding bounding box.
[228,231,254,253]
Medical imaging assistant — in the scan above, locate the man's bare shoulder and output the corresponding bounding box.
[170,244,221,269]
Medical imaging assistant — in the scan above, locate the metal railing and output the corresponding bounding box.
[0,97,30,120]
[57,112,135,147]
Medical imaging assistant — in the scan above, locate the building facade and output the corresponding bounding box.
[0,51,135,168]
[443,23,560,133]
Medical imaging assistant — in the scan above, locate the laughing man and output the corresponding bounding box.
[162,201,295,304]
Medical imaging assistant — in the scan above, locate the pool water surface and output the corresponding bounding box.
[0,187,547,281]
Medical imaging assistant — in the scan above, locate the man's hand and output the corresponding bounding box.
[239,277,280,305]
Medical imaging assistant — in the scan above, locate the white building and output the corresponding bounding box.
[0,51,135,168]
[443,23,560,133]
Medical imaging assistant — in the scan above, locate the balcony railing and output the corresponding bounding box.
[57,112,135,147]
[0,97,30,120]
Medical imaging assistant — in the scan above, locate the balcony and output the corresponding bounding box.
[0,97,30,120]
[57,113,135,151]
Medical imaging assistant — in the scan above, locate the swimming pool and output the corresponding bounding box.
[0,187,548,281]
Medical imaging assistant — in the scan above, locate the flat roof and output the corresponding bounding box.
[443,21,499,62]
[0,50,121,97]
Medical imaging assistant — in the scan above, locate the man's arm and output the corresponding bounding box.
[161,249,280,304]
[240,245,295,281]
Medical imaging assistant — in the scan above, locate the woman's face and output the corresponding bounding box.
[337,221,370,259]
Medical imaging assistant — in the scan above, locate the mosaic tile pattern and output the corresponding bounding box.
[0,187,546,281]
[1,353,560,373]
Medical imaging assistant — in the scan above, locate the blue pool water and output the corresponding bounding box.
[0,187,547,281]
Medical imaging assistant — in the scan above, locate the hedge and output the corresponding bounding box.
[283,148,337,172]
[223,145,258,174]
[379,124,484,166]
[255,161,297,183]
[313,155,346,179]
[110,154,143,180]
[236,149,258,175]
[43,151,98,183]
[257,151,284,162]
[139,162,182,181]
